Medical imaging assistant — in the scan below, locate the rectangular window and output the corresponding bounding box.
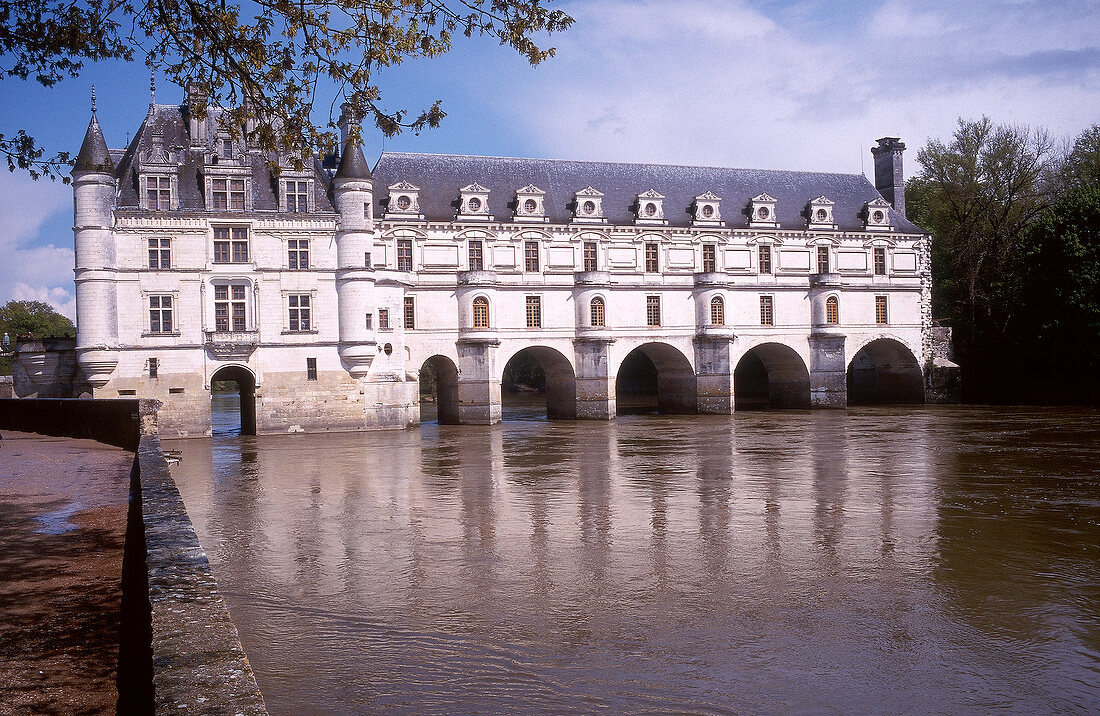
[285,180,309,212]
[760,295,774,326]
[149,295,173,333]
[211,178,246,211]
[759,245,772,274]
[288,239,309,270]
[146,176,171,210]
[213,227,248,263]
[397,238,413,272]
[214,284,247,331]
[525,295,541,328]
[148,238,171,269]
[378,308,390,330]
[646,295,661,327]
[365,313,372,330]
[875,295,889,325]
[645,242,659,273]
[288,294,311,332]
[702,244,717,273]
[524,241,540,273]
[404,296,415,329]
[148,357,158,378]
[873,247,887,276]
[583,241,598,272]
[468,240,484,271]
[817,245,830,274]
[306,357,317,381]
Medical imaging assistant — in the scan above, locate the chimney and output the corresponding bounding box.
[871,137,906,219]
[186,81,208,148]
[338,102,361,149]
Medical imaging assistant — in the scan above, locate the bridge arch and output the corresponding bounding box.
[615,341,697,414]
[847,337,924,404]
[419,355,460,424]
[499,345,577,420]
[209,363,257,435]
[734,342,811,410]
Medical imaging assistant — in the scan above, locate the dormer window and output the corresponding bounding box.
[514,184,548,222]
[635,189,666,225]
[807,195,836,230]
[864,198,892,231]
[139,129,178,211]
[220,138,233,161]
[572,187,606,223]
[692,191,722,226]
[749,193,779,228]
[386,181,423,220]
[457,182,492,221]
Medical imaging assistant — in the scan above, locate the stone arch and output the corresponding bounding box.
[734,342,811,410]
[847,337,924,404]
[419,355,460,424]
[209,364,257,435]
[616,342,697,414]
[499,345,577,420]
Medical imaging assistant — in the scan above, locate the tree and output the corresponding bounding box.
[1013,185,1100,402]
[1,0,573,178]
[0,299,75,374]
[1058,124,1100,190]
[908,117,1058,385]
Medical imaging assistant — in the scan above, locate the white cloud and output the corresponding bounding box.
[11,283,76,320]
[0,172,75,319]
[484,0,1100,174]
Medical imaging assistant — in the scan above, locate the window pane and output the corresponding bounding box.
[646,295,660,326]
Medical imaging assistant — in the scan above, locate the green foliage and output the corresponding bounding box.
[0,300,75,375]
[1012,185,1100,401]
[502,351,544,392]
[912,119,1100,402]
[1,0,573,177]
[0,299,74,339]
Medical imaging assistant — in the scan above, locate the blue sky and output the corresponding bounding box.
[2,0,1098,319]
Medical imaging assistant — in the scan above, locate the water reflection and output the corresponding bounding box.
[167,404,1100,714]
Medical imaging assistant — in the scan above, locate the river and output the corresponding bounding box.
[166,398,1100,714]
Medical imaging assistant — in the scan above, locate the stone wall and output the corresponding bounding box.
[0,375,11,398]
[0,398,159,450]
[3,399,269,714]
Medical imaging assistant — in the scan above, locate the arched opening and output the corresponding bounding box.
[710,295,724,326]
[615,343,697,415]
[501,346,577,420]
[847,338,924,405]
[419,355,460,424]
[210,365,257,435]
[734,343,811,410]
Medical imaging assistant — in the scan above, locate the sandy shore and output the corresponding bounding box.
[0,430,133,716]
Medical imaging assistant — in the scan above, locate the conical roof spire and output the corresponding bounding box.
[74,108,113,174]
[334,133,372,180]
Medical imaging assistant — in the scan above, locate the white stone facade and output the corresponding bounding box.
[72,102,930,435]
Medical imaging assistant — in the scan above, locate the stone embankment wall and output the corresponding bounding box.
[2,399,268,715]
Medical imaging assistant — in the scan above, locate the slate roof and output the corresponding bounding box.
[110,105,335,213]
[335,135,372,180]
[74,113,113,173]
[371,152,926,233]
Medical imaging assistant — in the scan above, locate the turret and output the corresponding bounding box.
[72,91,120,389]
[333,133,378,377]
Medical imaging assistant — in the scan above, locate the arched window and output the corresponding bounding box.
[710,295,725,326]
[473,296,490,329]
[826,295,839,325]
[590,296,605,327]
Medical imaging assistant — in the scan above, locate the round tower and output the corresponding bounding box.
[72,96,120,390]
[333,133,378,377]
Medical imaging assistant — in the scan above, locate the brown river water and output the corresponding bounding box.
[166,399,1100,714]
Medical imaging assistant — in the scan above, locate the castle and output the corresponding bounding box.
[61,89,939,436]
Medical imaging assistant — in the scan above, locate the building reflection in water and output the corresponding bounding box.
[166,405,1100,715]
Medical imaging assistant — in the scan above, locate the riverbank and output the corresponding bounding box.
[0,430,132,715]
